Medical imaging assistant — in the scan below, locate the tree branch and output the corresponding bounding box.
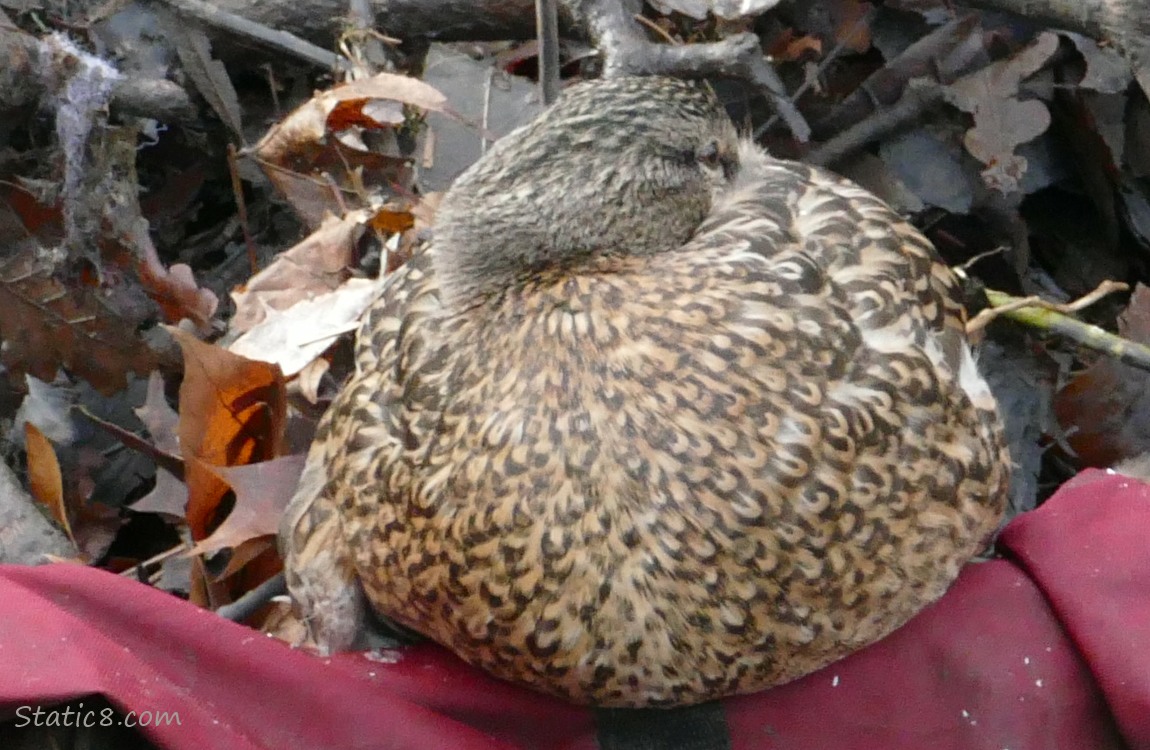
[569,0,810,140]
[960,0,1150,95]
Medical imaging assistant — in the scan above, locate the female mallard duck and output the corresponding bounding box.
[280,76,1009,708]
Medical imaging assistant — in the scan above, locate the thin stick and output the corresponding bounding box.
[120,542,192,578]
[807,79,944,166]
[536,0,561,105]
[967,280,1150,373]
[227,144,260,275]
[957,246,1007,271]
[217,572,288,622]
[633,14,677,45]
[967,279,1129,332]
[481,67,494,155]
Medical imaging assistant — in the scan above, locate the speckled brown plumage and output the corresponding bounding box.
[280,77,1009,708]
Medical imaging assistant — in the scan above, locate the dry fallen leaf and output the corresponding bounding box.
[251,73,446,226]
[14,373,157,512]
[134,372,182,462]
[162,15,244,140]
[1055,283,1150,467]
[189,455,307,555]
[830,0,874,54]
[255,73,447,163]
[168,327,286,542]
[1064,32,1134,94]
[24,421,122,561]
[370,205,417,235]
[769,30,823,62]
[230,209,371,334]
[131,229,220,333]
[129,372,188,518]
[230,277,377,376]
[0,248,160,394]
[168,328,290,608]
[0,457,78,565]
[24,422,70,539]
[946,32,1059,193]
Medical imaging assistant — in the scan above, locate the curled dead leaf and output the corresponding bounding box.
[168,327,286,542]
[229,277,378,376]
[23,420,122,561]
[230,209,371,333]
[251,74,446,226]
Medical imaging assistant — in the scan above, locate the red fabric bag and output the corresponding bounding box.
[1,468,1147,749]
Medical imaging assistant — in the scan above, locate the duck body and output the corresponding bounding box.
[281,78,1009,708]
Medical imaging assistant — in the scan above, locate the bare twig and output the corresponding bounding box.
[632,14,677,44]
[216,571,287,622]
[227,144,260,275]
[110,78,197,122]
[807,15,1077,167]
[957,246,1008,271]
[807,78,945,167]
[967,279,1129,332]
[536,0,561,105]
[967,280,1150,373]
[120,543,191,579]
[157,0,351,71]
[570,0,811,141]
[810,14,981,139]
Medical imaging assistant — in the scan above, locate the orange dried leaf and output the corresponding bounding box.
[169,327,286,540]
[23,420,118,561]
[254,73,448,165]
[327,98,405,132]
[831,0,873,53]
[189,538,282,607]
[104,217,219,333]
[24,422,71,541]
[370,205,416,234]
[769,30,823,62]
[136,246,219,333]
[217,537,277,581]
